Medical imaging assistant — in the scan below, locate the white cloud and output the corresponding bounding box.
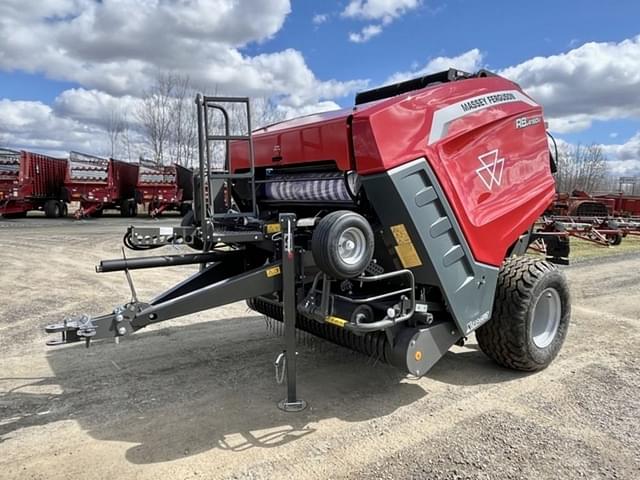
[0,98,110,157]
[0,1,365,104]
[500,36,640,134]
[343,0,421,42]
[383,37,640,140]
[385,48,484,84]
[0,1,372,158]
[312,13,329,25]
[349,24,383,43]
[342,0,421,22]
[53,89,142,128]
[600,132,640,174]
[276,100,341,119]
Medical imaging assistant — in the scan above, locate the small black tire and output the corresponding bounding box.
[44,199,60,218]
[312,210,374,279]
[608,233,623,246]
[476,256,571,371]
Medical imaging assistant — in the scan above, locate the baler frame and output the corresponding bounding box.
[46,72,572,410]
[46,95,464,410]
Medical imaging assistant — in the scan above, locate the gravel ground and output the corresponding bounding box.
[0,215,639,480]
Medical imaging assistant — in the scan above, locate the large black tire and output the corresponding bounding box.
[44,199,60,218]
[120,199,129,217]
[476,256,570,371]
[120,199,137,217]
[58,201,68,218]
[312,210,374,279]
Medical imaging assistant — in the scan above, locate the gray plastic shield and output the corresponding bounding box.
[362,158,499,334]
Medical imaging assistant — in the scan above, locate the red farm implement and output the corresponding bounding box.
[136,161,193,217]
[0,150,68,218]
[64,151,139,218]
[595,193,640,218]
[548,190,614,217]
[529,215,640,263]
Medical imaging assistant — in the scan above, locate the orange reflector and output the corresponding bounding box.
[415,351,422,361]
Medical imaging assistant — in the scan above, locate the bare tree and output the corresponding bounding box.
[136,73,179,164]
[251,97,285,129]
[136,74,286,167]
[135,73,199,166]
[554,143,609,193]
[169,76,198,167]
[105,108,126,158]
[118,112,135,162]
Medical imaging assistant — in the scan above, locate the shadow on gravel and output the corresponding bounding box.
[426,348,536,386]
[1,316,529,464]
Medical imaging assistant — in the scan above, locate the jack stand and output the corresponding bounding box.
[277,213,307,412]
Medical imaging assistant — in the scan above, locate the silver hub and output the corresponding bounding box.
[337,227,367,265]
[531,287,562,348]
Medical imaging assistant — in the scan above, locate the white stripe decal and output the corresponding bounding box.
[427,90,538,145]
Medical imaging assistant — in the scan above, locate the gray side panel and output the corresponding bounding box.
[362,158,498,334]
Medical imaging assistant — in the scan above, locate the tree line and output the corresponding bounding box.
[105,73,284,167]
[553,142,618,194]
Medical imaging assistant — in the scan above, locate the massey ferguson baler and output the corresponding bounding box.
[0,150,67,218]
[136,161,193,217]
[47,69,571,410]
[64,151,139,218]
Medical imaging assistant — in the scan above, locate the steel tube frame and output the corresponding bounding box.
[96,251,240,273]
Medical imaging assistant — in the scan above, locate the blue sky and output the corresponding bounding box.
[0,0,639,173]
[252,0,640,146]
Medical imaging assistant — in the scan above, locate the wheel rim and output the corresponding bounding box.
[531,287,562,348]
[337,227,367,266]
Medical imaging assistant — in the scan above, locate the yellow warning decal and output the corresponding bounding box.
[266,266,281,278]
[325,316,348,328]
[390,224,412,244]
[390,224,423,268]
[265,223,281,234]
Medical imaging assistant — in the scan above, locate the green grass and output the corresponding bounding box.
[528,233,640,262]
[568,234,640,260]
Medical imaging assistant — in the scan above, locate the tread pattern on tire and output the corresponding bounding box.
[476,255,570,372]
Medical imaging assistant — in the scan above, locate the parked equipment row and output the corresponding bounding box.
[0,149,193,219]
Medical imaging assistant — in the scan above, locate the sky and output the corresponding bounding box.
[0,0,639,175]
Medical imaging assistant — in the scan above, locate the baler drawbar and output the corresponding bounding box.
[46,69,572,410]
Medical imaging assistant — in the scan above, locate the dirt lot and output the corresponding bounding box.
[1,215,639,480]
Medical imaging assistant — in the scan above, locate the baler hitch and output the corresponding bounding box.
[45,302,144,348]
